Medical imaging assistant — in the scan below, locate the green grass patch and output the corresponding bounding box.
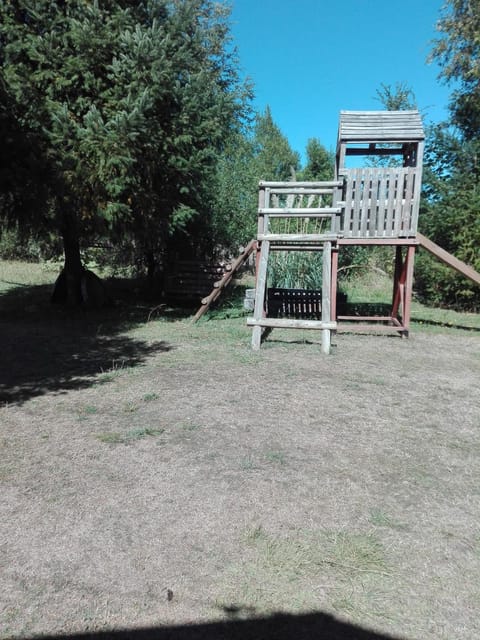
[217,528,391,617]
[143,392,159,402]
[95,427,164,444]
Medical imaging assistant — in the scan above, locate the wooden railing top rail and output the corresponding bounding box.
[259,180,343,189]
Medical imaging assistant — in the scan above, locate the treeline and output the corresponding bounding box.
[0,0,478,311]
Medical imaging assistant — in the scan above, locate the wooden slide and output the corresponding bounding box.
[417,232,480,286]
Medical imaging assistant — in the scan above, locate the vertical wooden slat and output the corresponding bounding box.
[410,169,421,234]
[392,170,402,236]
[377,169,388,237]
[360,169,370,237]
[401,168,414,235]
[342,170,354,237]
[385,170,397,237]
[352,168,362,236]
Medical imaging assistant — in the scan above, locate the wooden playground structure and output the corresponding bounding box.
[244,110,480,351]
[192,110,479,349]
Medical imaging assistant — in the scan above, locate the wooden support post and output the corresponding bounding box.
[251,240,270,350]
[331,245,339,323]
[401,245,416,337]
[322,241,332,354]
[391,246,404,319]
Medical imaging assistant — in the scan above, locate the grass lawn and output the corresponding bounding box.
[1,261,479,640]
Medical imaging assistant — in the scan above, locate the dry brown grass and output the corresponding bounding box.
[1,263,479,640]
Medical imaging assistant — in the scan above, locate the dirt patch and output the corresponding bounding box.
[1,316,479,640]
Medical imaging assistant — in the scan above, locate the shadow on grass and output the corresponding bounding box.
[30,611,410,640]
[344,302,480,332]
[411,317,480,332]
[0,278,181,405]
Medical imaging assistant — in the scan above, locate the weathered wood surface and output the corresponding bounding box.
[251,239,270,350]
[259,181,343,188]
[258,207,342,216]
[337,167,420,238]
[247,318,337,330]
[417,232,480,286]
[338,110,425,142]
[250,180,340,349]
[336,323,407,333]
[258,233,339,242]
[191,239,256,323]
[321,241,332,354]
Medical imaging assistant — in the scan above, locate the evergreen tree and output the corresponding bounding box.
[300,138,334,181]
[430,0,480,138]
[0,0,249,303]
[416,0,480,310]
[253,107,300,181]
[209,107,300,252]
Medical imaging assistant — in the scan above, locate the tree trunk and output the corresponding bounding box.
[51,211,109,307]
[146,249,156,292]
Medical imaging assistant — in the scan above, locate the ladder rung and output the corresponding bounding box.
[258,233,338,242]
[259,180,343,188]
[258,207,342,216]
[247,318,337,330]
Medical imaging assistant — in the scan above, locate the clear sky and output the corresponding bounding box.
[229,0,451,161]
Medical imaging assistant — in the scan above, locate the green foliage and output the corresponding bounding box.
[430,0,480,138]
[209,131,258,250]
[0,0,250,289]
[300,138,334,181]
[253,107,300,181]
[418,6,480,311]
[209,107,301,252]
[374,82,417,111]
[268,252,324,290]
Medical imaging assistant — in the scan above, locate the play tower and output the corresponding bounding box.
[248,110,426,351]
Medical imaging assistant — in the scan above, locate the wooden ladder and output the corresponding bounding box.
[246,181,343,353]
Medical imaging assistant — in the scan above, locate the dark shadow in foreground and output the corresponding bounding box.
[29,611,411,640]
[0,281,175,405]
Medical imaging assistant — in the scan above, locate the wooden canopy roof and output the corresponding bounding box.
[338,110,425,145]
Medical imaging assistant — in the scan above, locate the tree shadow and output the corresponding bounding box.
[30,611,411,640]
[0,279,177,405]
[411,317,480,332]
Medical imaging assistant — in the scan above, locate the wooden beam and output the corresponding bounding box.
[345,147,405,156]
[191,239,256,323]
[258,233,339,242]
[259,180,343,188]
[417,232,480,286]
[337,238,419,246]
[258,207,342,216]
[321,241,332,354]
[247,318,337,330]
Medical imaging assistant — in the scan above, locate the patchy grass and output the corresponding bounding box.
[217,528,390,618]
[1,260,480,640]
[95,427,165,444]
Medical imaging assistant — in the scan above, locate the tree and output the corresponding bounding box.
[417,0,480,310]
[209,130,258,251]
[0,0,249,304]
[253,107,300,181]
[209,107,301,252]
[300,138,334,181]
[430,0,480,138]
[375,82,417,112]
[0,75,51,257]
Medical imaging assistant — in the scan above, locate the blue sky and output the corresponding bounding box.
[229,0,452,162]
